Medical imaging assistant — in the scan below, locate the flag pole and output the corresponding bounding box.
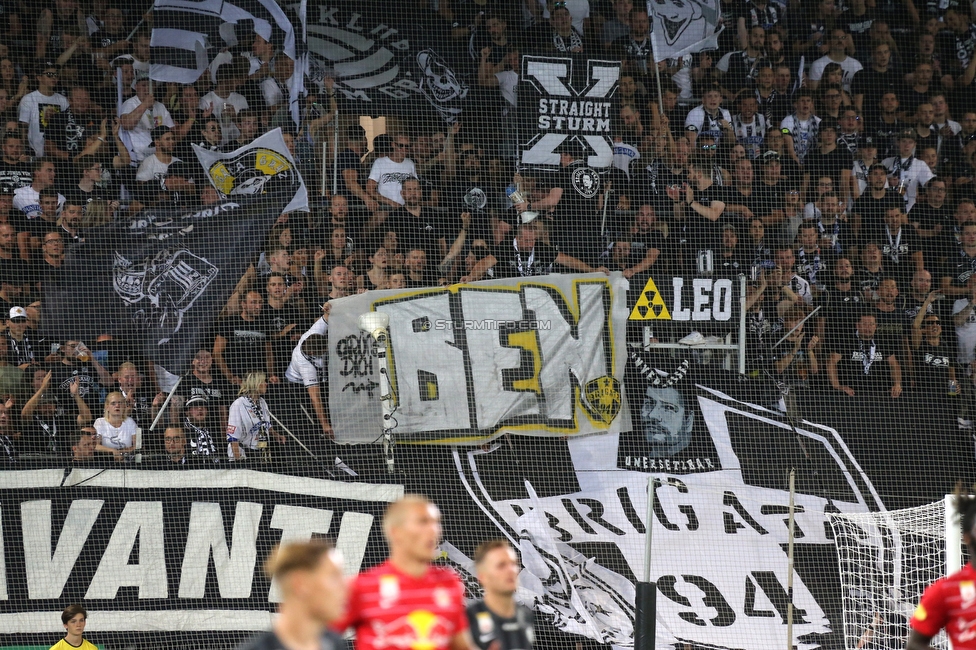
[650,31,666,118]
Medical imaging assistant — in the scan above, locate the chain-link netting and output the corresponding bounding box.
[0,0,975,648]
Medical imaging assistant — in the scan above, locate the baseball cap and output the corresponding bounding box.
[520,211,539,225]
[131,70,149,89]
[862,136,876,147]
[0,184,13,196]
[185,394,209,408]
[150,126,171,145]
[761,150,780,164]
[8,306,27,322]
[898,128,917,140]
[111,54,135,69]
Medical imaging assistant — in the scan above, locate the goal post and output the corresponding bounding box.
[829,497,965,650]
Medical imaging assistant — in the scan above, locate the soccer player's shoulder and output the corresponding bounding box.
[235,631,285,650]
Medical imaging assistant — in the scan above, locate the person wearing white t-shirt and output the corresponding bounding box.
[285,308,331,439]
[93,391,137,462]
[882,130,935,212]
[18,63,69,157]
[367,134,418,208]
[952,276,976,371]
[200,64,249,145]
[120,74,175,162]
[13,159,64,220]
[807,28,863,92]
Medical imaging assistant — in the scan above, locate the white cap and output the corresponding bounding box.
[8,306,26,321]
[520,211,539,225]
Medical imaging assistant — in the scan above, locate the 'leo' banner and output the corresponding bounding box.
[327,273,631,444]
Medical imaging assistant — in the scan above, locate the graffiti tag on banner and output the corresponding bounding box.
[326,273,631,444]
[192,128,309,214]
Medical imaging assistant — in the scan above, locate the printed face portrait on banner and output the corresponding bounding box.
[641,385,694,455]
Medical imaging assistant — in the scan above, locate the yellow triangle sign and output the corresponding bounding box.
[629,276,671,320]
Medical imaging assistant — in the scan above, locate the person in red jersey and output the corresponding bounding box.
[908,482,976,650]
[335,495,474,650]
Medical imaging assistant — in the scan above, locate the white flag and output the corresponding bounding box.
[647,0,724,60]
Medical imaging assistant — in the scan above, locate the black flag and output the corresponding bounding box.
[41,175,297,378]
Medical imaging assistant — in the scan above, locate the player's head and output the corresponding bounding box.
[474,539,520,598]
[61,604,87,636]
[383,494,442,563]
[265,539,347,624]
[954,482,976,555]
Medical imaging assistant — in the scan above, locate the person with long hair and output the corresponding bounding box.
[227,371,285,461]
[93,391,137,462]
[237,540,347,650]
[0,58,29,107]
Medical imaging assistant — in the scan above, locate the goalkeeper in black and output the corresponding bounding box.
[467,540,534,650]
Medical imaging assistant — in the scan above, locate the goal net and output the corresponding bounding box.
[829,498,966,650]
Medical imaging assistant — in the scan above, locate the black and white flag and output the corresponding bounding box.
[41,175,301,389]
[151,0,306,125]
[192,128,309,214]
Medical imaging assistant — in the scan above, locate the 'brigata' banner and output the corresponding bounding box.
[327,273,631,444]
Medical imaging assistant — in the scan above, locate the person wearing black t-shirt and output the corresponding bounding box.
[48,340,114,415]
[236,540,347,650]
[263,274,301,378]
[910,289,955,400]
[336,125,376,213]
[387,178,447,263]
[468,540,534,650]
[876,207,923,288]
[213,290,274,386]
[851,42,901,125]
[177,348,233,423]
[910,177,952,263]
[828,311,903,397]
[940,222,976,298]
[463,212,607,280]
[0,135,32,191]
[665,155,727,274]
[851,163,904,234]
[815,257,864,345]
[804,124,854,191]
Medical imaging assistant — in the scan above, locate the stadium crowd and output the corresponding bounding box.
[0,0,974,464]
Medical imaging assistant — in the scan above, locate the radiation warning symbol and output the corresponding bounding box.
[629,276,671,320]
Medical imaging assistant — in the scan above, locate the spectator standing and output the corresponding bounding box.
[18,62,69,157]
[120,72,175,162]
[882,130,935,212]
[828,311,903,397]
[182,395,220,462]
[227,371,285,462]
[367,133,417,209]
[214,290,274,386]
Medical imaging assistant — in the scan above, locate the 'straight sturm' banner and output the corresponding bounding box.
[519,56,620,168]
[327,273,631,444]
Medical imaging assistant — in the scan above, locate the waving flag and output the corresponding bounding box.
[151,0,306,126]
[647,0,724,60]
[41,178,303,388]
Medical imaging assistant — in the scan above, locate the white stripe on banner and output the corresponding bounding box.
[150,26,208,51]
[0,610,274,633]
[0,468,404,502]
[153,0,224,14]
